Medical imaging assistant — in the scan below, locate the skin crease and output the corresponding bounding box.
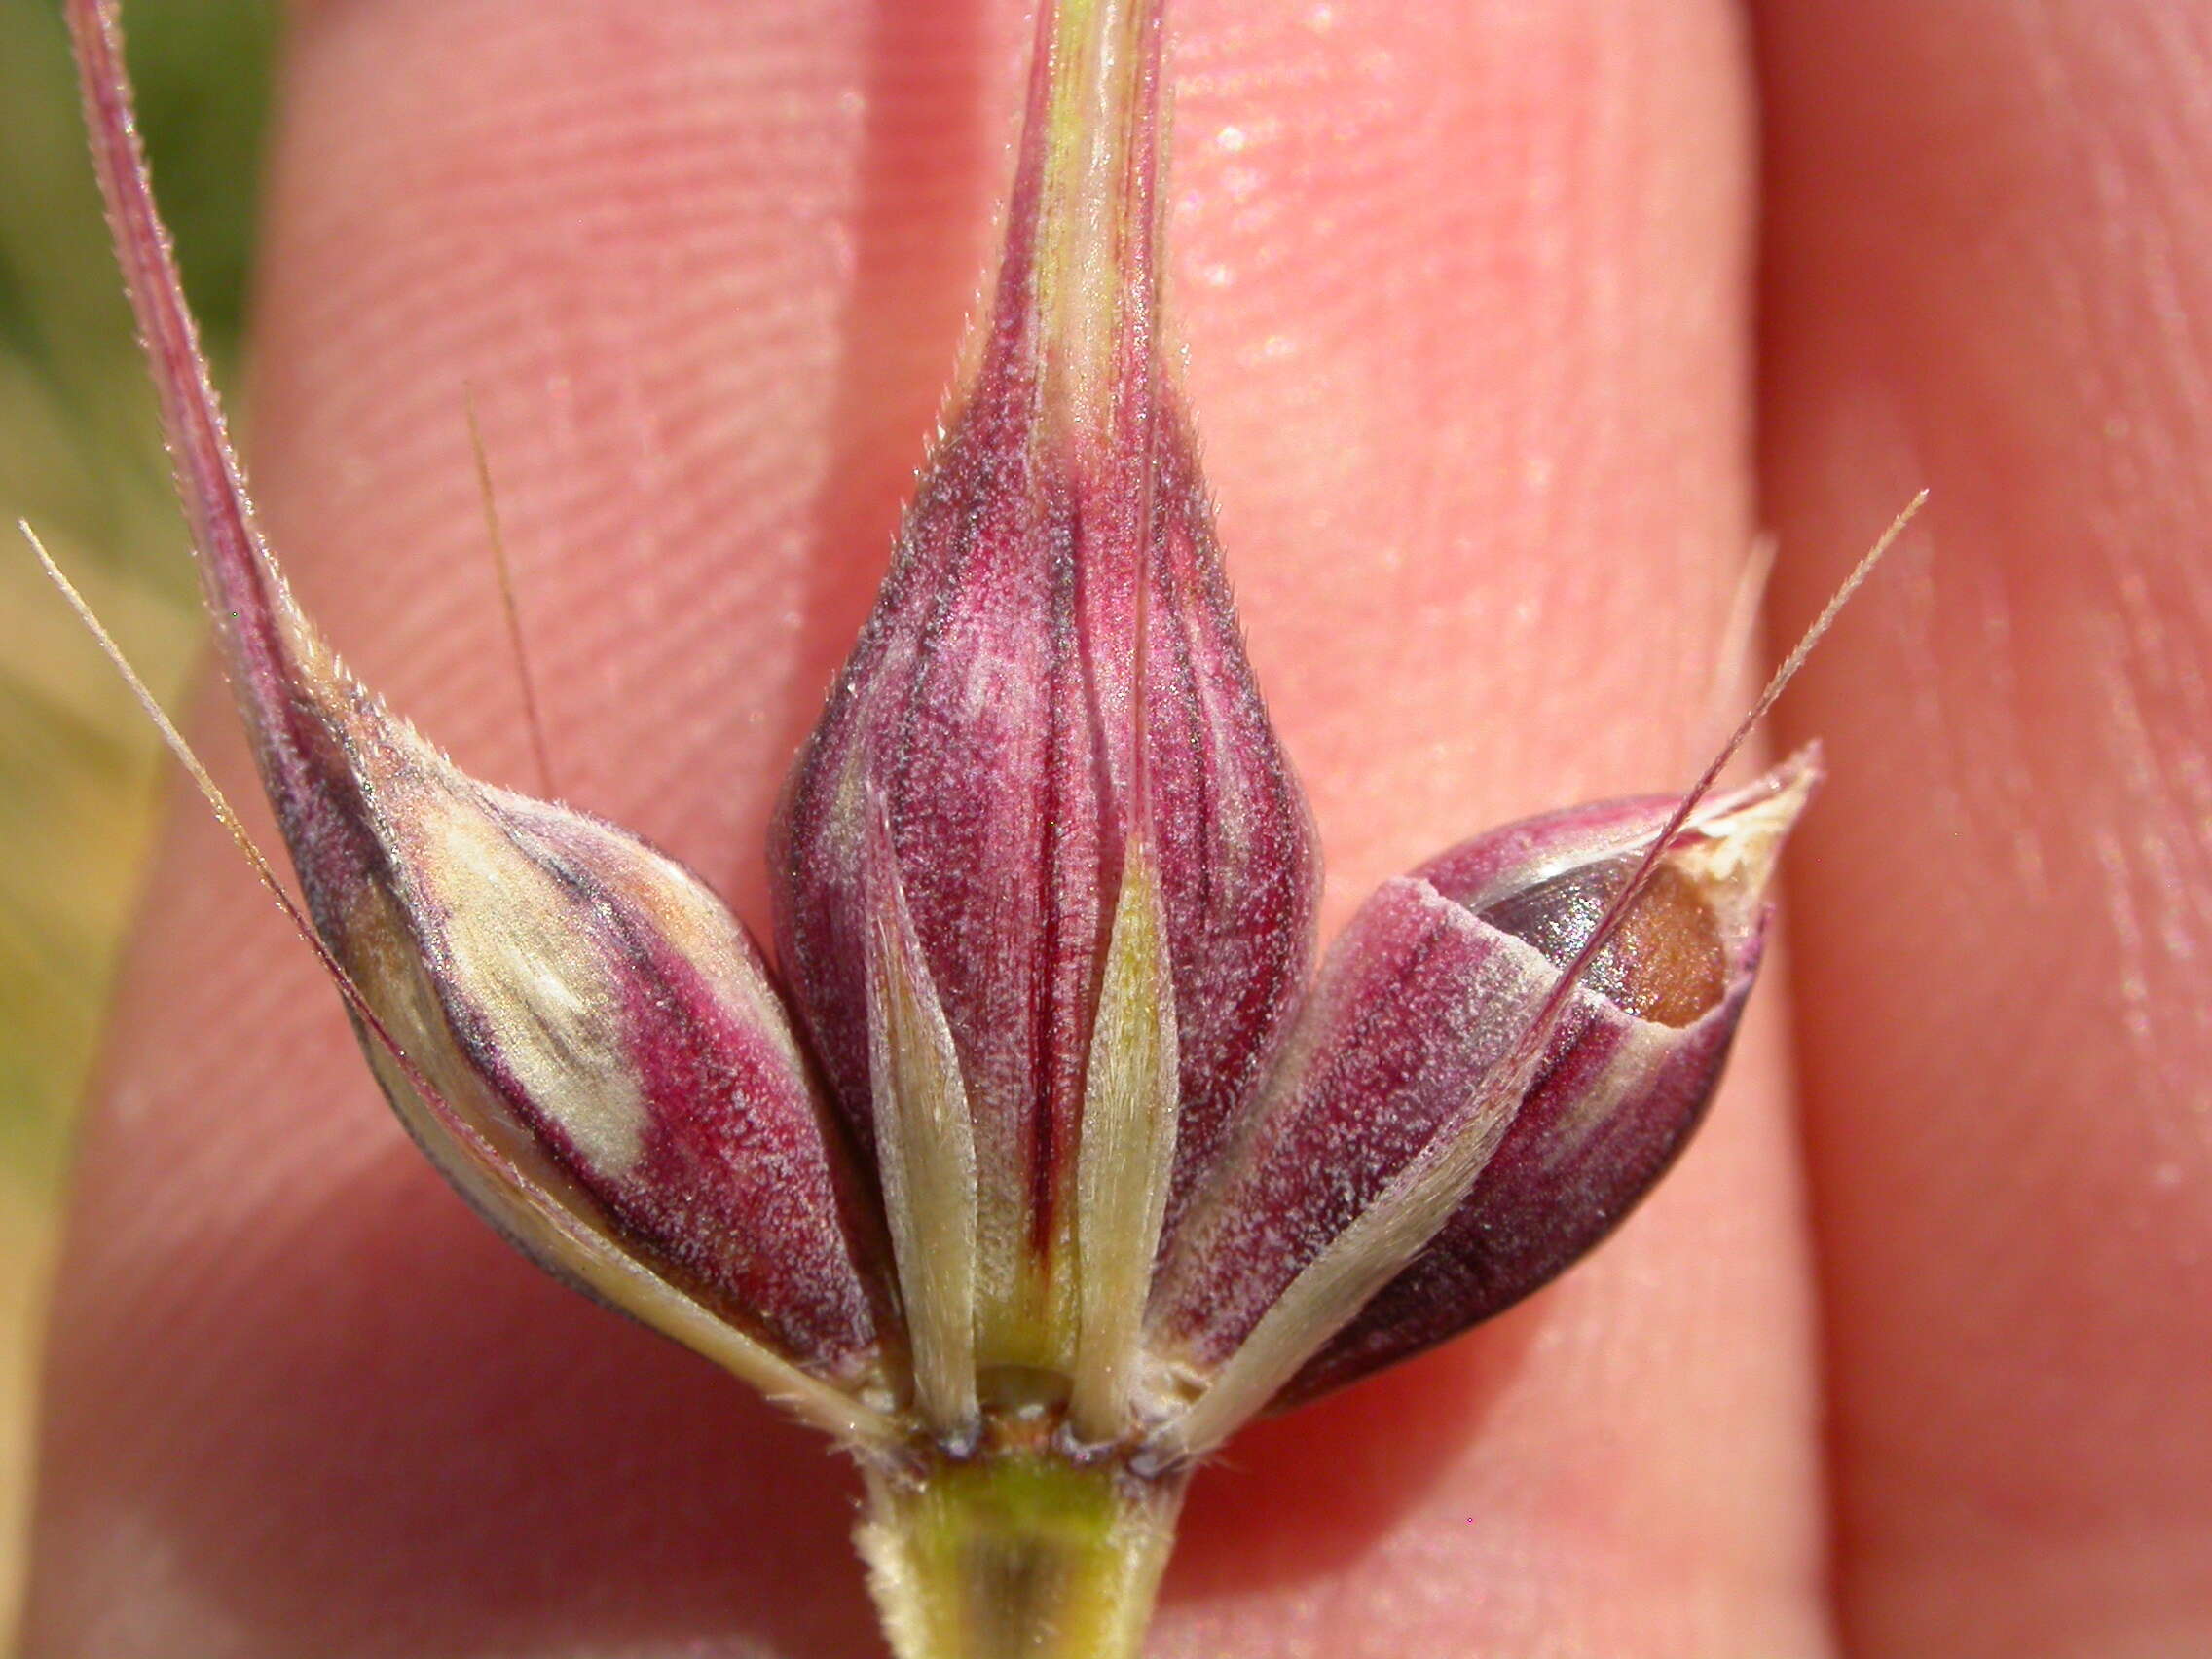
[1761,2,2212,1652]
[16,1,2209,1656]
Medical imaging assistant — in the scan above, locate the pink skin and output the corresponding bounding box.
[20,2,2212,1656]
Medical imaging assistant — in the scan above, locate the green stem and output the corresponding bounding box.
[859,1447,1188,1659]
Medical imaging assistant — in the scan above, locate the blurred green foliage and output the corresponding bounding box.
[0,0,276,1195]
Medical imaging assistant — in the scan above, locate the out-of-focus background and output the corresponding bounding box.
[0,0,276,1634]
